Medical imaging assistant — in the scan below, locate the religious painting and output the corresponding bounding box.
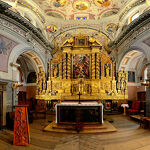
[75,36,88,47]
[0,34,18,72]
[52,64,59,78]
[47,25,58,33]
[73,54,90,79]
[53,0,66,7]
[95,0,111,7]
[74,1,89,11]
[105,23,117,33]
[105,100,112,112]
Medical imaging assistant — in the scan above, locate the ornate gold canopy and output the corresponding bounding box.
[36,35,128,101]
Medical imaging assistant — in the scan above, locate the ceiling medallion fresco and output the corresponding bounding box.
[95,0,111,7]
[53,0,67,8]
[74,1,89,11]
[105,23,117,33]
[47,25,58,33]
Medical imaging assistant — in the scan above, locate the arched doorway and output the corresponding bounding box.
[15,51,45,105]
[119,50,147,113]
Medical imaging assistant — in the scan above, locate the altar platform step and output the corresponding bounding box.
[44,121,117,134]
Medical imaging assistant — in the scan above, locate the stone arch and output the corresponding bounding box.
[117,46,147,72]
[5,44,47,83]
[49,25,111,43]
[8,45,46,73]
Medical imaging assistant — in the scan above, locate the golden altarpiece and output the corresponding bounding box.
[36,35,128,101]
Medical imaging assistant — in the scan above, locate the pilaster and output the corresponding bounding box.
[146,65,150,117]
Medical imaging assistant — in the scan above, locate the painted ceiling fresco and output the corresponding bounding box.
[32,0,127,20]
[2,0,149,55]
[0,34,18,72]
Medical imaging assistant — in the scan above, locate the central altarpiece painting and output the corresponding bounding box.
[36,35,128,101]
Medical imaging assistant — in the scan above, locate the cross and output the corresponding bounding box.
[77,92,82,104]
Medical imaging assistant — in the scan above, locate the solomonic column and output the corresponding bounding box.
[96,53,100,79]
[67,53,71,79]
[62,53,67,79]
[91,53,96,79]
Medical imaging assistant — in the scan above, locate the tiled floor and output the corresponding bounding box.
[0,114,150,150]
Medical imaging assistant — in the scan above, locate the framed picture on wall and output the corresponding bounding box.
[75,36,88,47]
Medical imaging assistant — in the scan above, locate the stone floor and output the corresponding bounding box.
[1,114,150,150]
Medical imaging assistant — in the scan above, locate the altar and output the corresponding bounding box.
[44,102,117,133]
[56,103,103,125]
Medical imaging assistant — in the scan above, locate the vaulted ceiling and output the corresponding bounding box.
[3,0,149,41]
[1,0,150,80]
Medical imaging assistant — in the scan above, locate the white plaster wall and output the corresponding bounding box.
[0,25,48,82]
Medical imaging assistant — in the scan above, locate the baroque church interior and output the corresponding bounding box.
[1,0,150,149]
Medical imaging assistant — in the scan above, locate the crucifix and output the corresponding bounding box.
[78,78,83,104]
[77,91,82,104]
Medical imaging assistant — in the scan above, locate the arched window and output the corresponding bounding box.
[130,12,139,23]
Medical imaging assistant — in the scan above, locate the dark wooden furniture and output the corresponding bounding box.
[30,100,47,119]
[13,105,30,146]
[127,101,140,115]
[56,103,103,125]
[137,91,146,101]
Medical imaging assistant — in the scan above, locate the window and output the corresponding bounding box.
[128,71,135,82]
[130,12,139,23]
[76,17,87,20]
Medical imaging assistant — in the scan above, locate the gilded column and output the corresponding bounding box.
[36,72,39,95]
[101,58,104,77]
[59,56,62,79]
[49,61,51,80]
[67,53,71,79]
[96,53,100,79]
[42,72,46,94]
[62,53,67,79]
[112,62,115,80]
[91,53,96,79]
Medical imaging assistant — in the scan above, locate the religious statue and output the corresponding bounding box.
[105,64,110,77]
[53,64,59,78]
[42,71,46,93]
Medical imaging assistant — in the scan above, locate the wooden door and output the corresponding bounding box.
[18,91,26,105]
[0,91,3,129]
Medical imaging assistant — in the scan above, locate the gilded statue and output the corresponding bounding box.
[106,64,110,77]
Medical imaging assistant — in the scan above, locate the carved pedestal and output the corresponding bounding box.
[13,105,30,146]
